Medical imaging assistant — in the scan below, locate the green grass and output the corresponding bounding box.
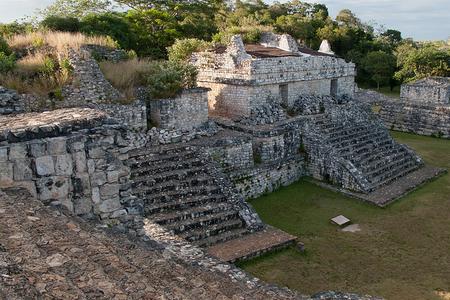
[240,132,450,300]
[360,85,401,98]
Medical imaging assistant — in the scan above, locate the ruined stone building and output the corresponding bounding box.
[0,32,444,299]
[369,77,450,138]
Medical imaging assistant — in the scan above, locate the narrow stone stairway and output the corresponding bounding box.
[127,144,250,247]
[310,108,423,193]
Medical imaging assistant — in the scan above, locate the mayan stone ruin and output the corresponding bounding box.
[0,31,446,299]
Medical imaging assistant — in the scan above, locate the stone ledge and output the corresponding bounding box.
[207,226,297,263]
[307,165,447,207]
[0,108,108,143]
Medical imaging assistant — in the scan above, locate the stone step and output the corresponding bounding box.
[179,217,245,242]
[350,142,398,165]
[327,125,375,140]
[194,227,249,248]
[129,154,201,170]
[332,131,388,151]
[167,210,242,235]
[131,166,207,185]
[361,151,410,174]
[365,155,413,179]
[144,194,228,215]
[150,202,235,225]
[132,176,214,195]
[369,162,419,188]
[128,145,195,159]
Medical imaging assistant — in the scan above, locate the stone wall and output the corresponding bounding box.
[91,100,147,131]
[400,77,450,104]
[0,108,142,229]
[149,88,209,131]
[230,156,305,199]
[0,86,24,115]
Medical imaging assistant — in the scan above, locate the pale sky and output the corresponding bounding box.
[0,0,449,41]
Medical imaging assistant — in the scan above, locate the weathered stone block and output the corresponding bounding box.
[111,209,127,218]
[0,162,13,185]
[72,151,87,173]
[35,156,55,176]
[87,159,95,174]
[88,147,105,159]
[72,174,91,196]
[107,170,119,183]
[0,147,8,162]
[29,141,47,158]
[36,176,70,201]
[55,154,73,176]
[73,197,92,215]
[98,197,121,213]
[13,159,33,180]
[100,183,120,198]
[9,144,27,160]
[91,172,106,186]
[47,137,67,155]
[92,187,100,204]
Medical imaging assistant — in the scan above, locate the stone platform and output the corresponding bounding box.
[308,165,447,207]
[207,226,297,263]
[0,108,108,143]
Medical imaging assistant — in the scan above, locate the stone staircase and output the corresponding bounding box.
[127,144,250,247]
[308,106,423,193]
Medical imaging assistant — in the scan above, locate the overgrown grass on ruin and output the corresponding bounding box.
[0,31,116,97]
[239,132,450,300]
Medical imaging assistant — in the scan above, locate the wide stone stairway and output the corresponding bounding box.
[127,144,250,247]
[315,115,422,192]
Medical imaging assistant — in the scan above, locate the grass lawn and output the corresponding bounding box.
[239,132,450,300]
[360,85,401,98]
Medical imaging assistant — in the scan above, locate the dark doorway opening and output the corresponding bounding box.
[279,84,288,105]
[330,79,338,97]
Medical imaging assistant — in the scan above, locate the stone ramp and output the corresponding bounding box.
[207,226,297,263]
[307,165,446,207]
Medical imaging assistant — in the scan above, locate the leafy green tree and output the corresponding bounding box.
[41,0,114,18]
[0,52,15,73]
[81,13,136,50]
[41,16,81,32]
[395,45,450,82]
[362,50,396,89]
[0,35,10,55]
[167,38,210,62]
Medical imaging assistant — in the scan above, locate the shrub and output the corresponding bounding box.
[212,25,272,45]
[0,52,16,73]
[146,61,198,99]
[167,38,210,62]
[0,36,11,55]
[41,16,81,32]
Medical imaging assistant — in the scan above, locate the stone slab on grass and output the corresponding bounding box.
[207,226,297,263]
[331,215,351,226]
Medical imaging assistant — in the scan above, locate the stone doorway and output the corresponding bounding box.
[279,84,288,105]
[330,79,338,97]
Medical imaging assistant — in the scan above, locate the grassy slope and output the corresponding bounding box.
[239,132,450,300]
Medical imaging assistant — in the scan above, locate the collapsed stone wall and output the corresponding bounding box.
[400,77,450,104]
[91,100,147,131]
[149,88,209,131]
[357,89,450,138]
[0,86,24,115]
[0,108,144,232]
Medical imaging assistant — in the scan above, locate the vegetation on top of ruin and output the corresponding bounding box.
[100,58,198,100]
[0,31,118,97]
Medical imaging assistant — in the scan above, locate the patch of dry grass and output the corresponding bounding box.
[99,58,154,99]
[7,31,117,53]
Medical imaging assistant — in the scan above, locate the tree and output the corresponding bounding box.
[381,29,402,44]
[395,45,450,82]
[362,50,396,89]
[41,0,114,18]
[41,16,81,32]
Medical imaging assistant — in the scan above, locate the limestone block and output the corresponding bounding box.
[91,172,106,186]
[36,176,70,201]
[0,147,8,162]
[55,154,73,176]
[0,162,13,185]
[35,156,55,176]
[98,197,121,213]
[92,187,100,204]
[47,137,67,155]
[72,174,91,196]
[107,170,119,183]
[111,209,127,218]
[100,183,120,198]
[13,159,33,180]
[87,159,96,174]
[72,151,87,173]
[29,141,47,158]
[88,147,105,159]
[9,144,27,160]
[73,197,92,215]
